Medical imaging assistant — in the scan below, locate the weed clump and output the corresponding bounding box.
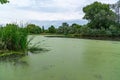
[0,24,28,51]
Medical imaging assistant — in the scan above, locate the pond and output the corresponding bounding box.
[0,35,120,80]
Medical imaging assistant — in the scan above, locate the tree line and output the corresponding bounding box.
[1,0,120,55]
[1,0,120,38]
[25,1,120,38]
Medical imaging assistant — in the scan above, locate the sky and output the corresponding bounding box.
[0,0,117,27]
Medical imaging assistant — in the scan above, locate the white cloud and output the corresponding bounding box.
[0,0,117,24]
[9,0,33,7]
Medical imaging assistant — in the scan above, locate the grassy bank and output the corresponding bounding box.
[0,24,48,59]
[0,24,29,59]
[0,24,28,51]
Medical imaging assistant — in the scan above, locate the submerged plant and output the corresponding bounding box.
[27,37,47,53]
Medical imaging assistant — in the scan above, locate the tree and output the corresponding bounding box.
[48,25,56,33]
[41,26,45,33]
[57,22,69,34]
[61,22,69,34]
[57,26,64,34]
[110,0,120,23]
[69,23,81,34]
[26,24,41,34]
[0,0,9,4]
[83,1,116,29]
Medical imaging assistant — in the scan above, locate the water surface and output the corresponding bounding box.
[0,35,120,80]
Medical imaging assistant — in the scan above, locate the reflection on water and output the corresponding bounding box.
[29,48,50,54]
[0,36,120,80]
[41,64,55,71]
[0,57,29,68]
[13,60,29,67]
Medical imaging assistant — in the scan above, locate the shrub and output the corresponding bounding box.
[0,24,28,51]
[26,24,41,34]
[109,25,120,36]
[79,26,115,37]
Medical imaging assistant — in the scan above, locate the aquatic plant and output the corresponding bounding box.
[0,24,28,51]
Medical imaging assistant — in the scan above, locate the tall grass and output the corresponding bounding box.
[0,24,28,52]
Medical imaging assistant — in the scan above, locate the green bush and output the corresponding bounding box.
[109,25,120,36]
[80,26,92,36]
[0,24,28,51]
[48,25,56,33]
[26,24,41,34]
[79,26,118,37]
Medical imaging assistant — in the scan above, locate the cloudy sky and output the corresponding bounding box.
[0,0,117,26]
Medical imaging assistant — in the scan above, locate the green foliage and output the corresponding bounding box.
[57,23,69,34]
[0,0,9,4]
[109,25,120,36]
[79,25,120,37]
[57,26,64,34]
[57,23,81,34]
[62,22,69,35]
[80,26,91,36]
[48,25,56,33]
[0,24,28,51]
[69,23,81,34]
[26,24,41,34]
[57,22,69,34]
[41,26,45,33]
[83,1,116,29]
[110,0,120,23]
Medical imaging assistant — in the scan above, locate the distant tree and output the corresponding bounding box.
[0,0,9,4]
[69,23,81,34]
[110,0,120,23]
[26,24,41,34]
[83,1,116,29]
[48,25,56,33]
[62,22,69,34]
[57,22,73,34]
[57,26,64,34]
[41,26,45,33]
[57,23,82,34]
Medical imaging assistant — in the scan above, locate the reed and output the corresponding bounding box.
[0,24,28,52]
